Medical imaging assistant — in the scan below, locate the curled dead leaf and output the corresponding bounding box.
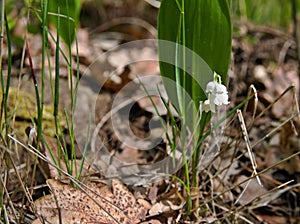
[33,179,151,224]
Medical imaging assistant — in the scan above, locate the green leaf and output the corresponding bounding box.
[48,0,81,48]
[158,0,232,106]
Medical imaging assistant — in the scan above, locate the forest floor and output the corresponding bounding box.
[1,1,300,223]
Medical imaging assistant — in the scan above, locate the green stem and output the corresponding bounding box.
[65,0,77,176]
[25,38,41,191]
[54,6,62,177]
[178,0,192,215]
[38,0,48,147]
[2,13,11,138]
[0,0,5,133]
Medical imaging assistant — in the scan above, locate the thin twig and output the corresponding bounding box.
[254,85,295,121]
[198,148,300,209]
[0,177,19,222]
[252,111,300,148]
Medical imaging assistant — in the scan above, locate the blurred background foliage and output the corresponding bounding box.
[3,0,300,36]
[231,0,300,31]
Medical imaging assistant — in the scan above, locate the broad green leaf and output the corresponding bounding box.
[158,0,232,107]
[48,0,81,48]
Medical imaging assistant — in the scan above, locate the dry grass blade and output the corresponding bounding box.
[237,109,262,186]
[32,179,150,224]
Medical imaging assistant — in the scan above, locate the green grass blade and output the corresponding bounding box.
[48,0,81,47]
[1,13,12,135]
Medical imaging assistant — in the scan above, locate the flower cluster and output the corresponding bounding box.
[203,72,229,113]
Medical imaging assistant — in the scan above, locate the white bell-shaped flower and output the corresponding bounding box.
[203,73,229,113]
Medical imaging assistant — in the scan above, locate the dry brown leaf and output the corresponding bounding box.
[33,179,151,224]
[148,201,170,216]
[235,175,267,205]
[140,220,162,224]
[255,214,286,224]
[103,65,133,92]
